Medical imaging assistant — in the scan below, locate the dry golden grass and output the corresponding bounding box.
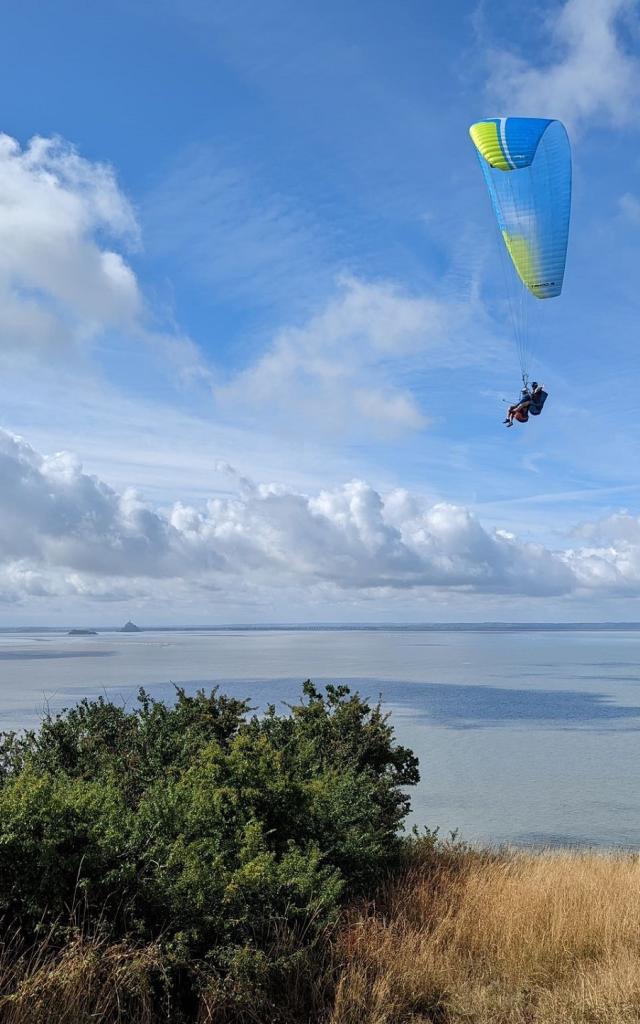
[2,848,640,1023]
[330,847,640,1024]
[0,931,165,1024]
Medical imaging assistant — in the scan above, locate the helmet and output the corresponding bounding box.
[531,381,538,389]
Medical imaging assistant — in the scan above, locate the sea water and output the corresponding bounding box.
[1,625,639,848]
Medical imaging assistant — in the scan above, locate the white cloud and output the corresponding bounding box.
[0,133,141,357]
[0,431,203,578]
[564,513,640,592]
[486,0,640,130]
[572,510,640,544]
[5,427,640,609]
[216,276,492,439]
[0,131,502,446]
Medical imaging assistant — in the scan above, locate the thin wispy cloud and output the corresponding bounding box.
[143,145,339,315]
[618,191,640,223]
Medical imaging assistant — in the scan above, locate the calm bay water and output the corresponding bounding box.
[1,625,639,849]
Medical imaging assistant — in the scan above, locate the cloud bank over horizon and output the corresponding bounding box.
[2,428,640,616]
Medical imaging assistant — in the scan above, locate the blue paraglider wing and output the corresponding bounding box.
[469,118,571,299]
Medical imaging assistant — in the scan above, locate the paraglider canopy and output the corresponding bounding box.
[469,116,571,379]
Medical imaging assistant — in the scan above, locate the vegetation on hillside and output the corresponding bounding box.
[0,681,418,1021]
[0,682,639,1023]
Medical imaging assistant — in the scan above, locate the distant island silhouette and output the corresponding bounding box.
[120,620,142,632]
[67,628,98,636]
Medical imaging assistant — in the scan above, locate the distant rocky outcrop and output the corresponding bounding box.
[67,628,98,636]
[120,620,142,633]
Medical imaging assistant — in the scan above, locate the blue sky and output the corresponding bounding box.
[1,0,640,624]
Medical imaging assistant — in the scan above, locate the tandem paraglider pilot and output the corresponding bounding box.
[504,382,548,428]
[469,117,570,435]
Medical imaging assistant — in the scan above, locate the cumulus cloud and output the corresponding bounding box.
[486,0,640,130]
[563,512,640,593]
[0,133,141,357]
[5,428,640,608]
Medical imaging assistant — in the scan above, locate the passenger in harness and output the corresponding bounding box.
[504,382,548,427]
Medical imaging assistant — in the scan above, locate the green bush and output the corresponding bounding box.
[0,681,419,1016]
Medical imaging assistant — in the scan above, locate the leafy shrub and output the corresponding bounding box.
[0,682,418,1017]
